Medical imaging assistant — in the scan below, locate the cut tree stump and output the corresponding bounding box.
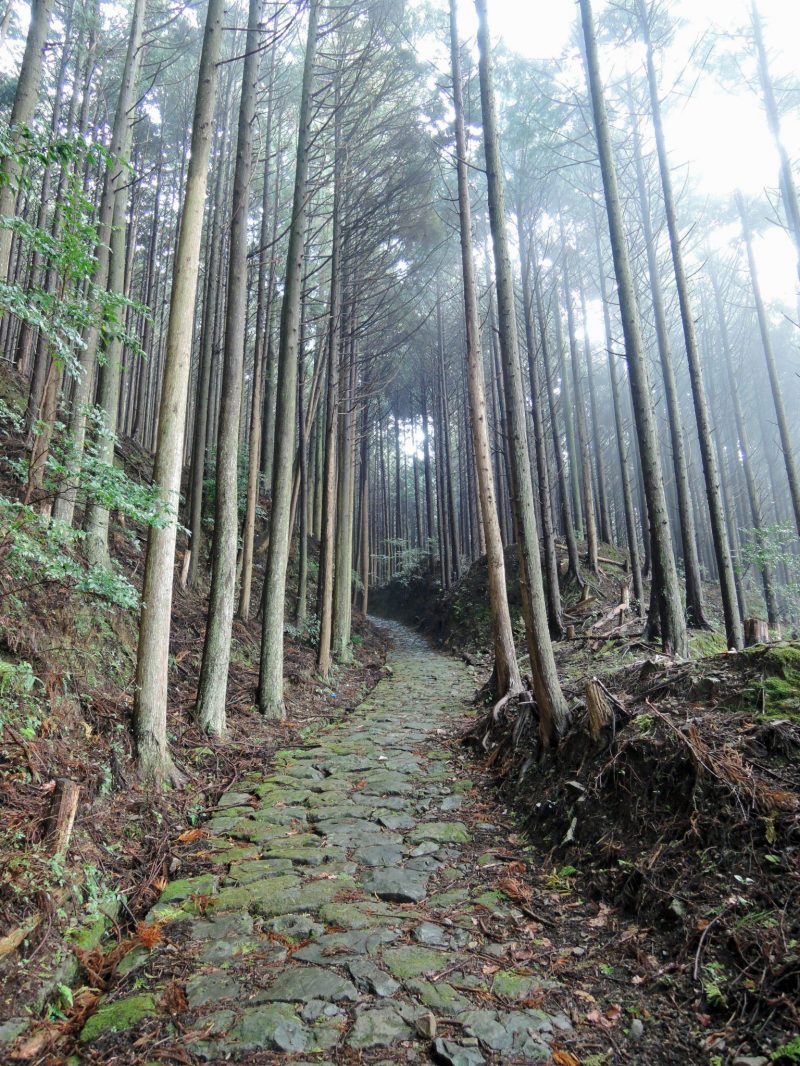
[585,678,613,741]
[744,618,769,647]
[46,778,80,858]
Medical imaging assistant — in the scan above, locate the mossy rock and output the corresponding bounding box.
[491,969,536,1000]
[79,993,158,1042]
[748,642,800,720]
[158,873,218,904]
[407,821,470,845]
[382,945,451,979]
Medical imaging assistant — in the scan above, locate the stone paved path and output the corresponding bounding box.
[79,621,571,1063]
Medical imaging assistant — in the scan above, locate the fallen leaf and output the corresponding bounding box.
[177,828,204,843]
[552,1050,581,1066]
[161,980,187,1014]
[496,876,531,904]
[586,1003,621,1030]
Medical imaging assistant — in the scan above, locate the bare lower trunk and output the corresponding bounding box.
[451,0,522,696]
[579,0,687,657]
[133,0,225,785]
[196,0,262,736]
[638,0,742,650]
[259,0,319,717]
[476,0,568,741]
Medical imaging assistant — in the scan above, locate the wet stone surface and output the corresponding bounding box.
[77,620,570,1062]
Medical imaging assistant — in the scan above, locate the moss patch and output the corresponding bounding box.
[79,993,158,1042]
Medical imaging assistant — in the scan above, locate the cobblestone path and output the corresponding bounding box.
[78,621,571,1064]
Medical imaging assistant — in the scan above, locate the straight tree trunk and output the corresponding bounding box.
[0,0,57,282]
[535,272,583,587]
[196,0,263,736]
[238,34,278,620]
[711,269,779,624]
[332,313,357,659]
[737,192,800,536]
[631,106,708,626]
[517,225,563,636]
[133,0,225,786]
[187,141,226,587]
[593,212,644,611]
[561,248,598,572]
[475,0,568,743]
[259,0,319,717]
[579,0,688,656]
[317,98,343,678]
[638,0,743,650]
[53,0,147,527]
[450,0,522,696]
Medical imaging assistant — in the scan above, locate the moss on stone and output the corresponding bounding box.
[79,993,158,1042]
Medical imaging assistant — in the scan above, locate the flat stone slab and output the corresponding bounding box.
[408,821,470,845]
[186,970,241,1010]
[228,1003,309,1052]
[382,945,452,979]
[352,843,405,867]
[262,966,358,1003]
[347,1007,412,1048]
[362,867,429,903]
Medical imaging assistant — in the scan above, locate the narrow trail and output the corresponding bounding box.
[79,620,573,1063]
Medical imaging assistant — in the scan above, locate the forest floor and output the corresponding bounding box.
[0,364,388,1053]
[4,612,798,1065]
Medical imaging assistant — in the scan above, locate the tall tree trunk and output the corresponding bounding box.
[332,308,357,659]
[53,0,147,527]
[593,212,644,611]
[517,225,563,637]
[736,192,800,536]
[535,272,582,587]
[133,0,225,786]
[561,245,598,571]
[638,0,743,650]
[317,95,343,678]
[630,112,708,626]
[577,264,612,545]
[187,141,227,587]
[258,0,319,717]
[711,269,779,624]
[238,35,278,620]
[476,0,568,742]
[751,1,800,284]
[0,0,57,282]
[83,175,129,567]
[579,0,688,656]
[450,0,522,696]
[196,0,263,736]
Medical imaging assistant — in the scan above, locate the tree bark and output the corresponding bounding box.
[0,0,57,282]
[196,0,263,736]
[476,0,568,742]
[133,0,225,785]
[638,0,743,650]
[450,0,522,695]
[630,109,708,626]
[259,0,319,717]
[579,0,688,656]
